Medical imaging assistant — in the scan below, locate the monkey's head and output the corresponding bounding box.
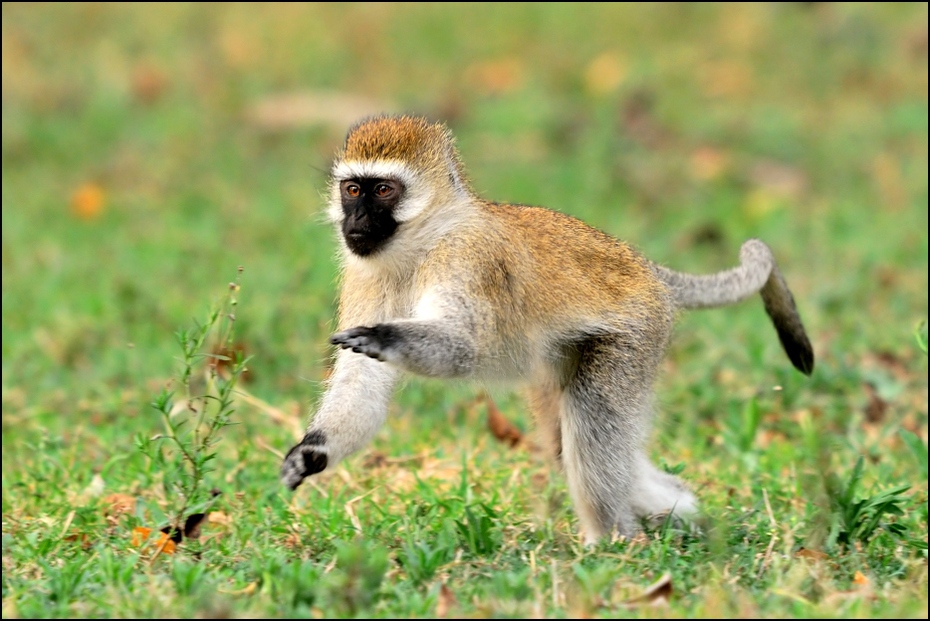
[328,115,472,261]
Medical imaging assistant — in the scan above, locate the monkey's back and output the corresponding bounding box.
[481,202,670,324]
[411,201,674,380]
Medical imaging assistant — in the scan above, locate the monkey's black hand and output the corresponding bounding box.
[280,430,328,490]
[329,325,398,362]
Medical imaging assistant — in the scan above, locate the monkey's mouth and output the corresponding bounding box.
[342,213,399,257]
[344,230,386,256]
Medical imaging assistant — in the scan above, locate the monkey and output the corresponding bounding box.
[280,115,813,544]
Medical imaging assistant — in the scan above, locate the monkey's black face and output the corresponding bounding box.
[340,178,402,256]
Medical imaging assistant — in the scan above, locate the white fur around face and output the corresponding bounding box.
[327,158,478,277]
[329,159,433,224]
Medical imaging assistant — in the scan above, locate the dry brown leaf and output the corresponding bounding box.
[486,395,522,447]
[131,64,168,105]
[283,532,302,549]
[870,350,911,380]
[208,511,232,527]
[794,547,829,561]
[151,532,177,557]
[210,343,253,383]
[70,183,105,220]
[822,571,876,605]
[362,451,389,469]
[626,572,672,607]
[64,532,93,550]
[131,526,177,555]
[223,581,257,596]
[863,383,888,424]
[465,58,524,96]
[131,526,152,547]
[436,583,458,618]
[102,493,136,517]
[584,52,626,95]
[690,147,730,182]
[619,91,672,149]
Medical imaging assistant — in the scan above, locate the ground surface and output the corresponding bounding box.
[2,3,928,618]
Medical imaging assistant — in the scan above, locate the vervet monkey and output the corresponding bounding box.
[280,115,813,543]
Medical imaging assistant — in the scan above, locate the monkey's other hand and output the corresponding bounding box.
[280,430,328,490]
[329,325,398,362]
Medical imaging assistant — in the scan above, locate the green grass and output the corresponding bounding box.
[2,3,927,618]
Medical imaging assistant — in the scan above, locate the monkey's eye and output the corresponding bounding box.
[374,183,395,198]
[343,183,361,198]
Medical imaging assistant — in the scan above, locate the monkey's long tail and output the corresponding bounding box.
[651,238,814,375]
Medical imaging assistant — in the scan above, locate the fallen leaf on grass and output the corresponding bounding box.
[794,547,829,561]
[863,382,888,423]
[131,526,176,555]
[102,493,137,518]
[362,451,389,469]
[625,572,672,607]
[822,570,876,605]
[689,147,731,182]
[131,64,168,105]
[283,532,302,549]
[210,343,253,383]
[64,532,93,550]
[619,90,673,149]
[129,510,211,558]
[486,395,522,447]
[220,581,257,596]
[584,52,626,95]
[465,58,524,96]
[435,583,458,618]
[70,183,105,220]
[207,511,232,527]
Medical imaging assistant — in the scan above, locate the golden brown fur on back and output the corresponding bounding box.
[419,201,671,331]
[484,202,668,320]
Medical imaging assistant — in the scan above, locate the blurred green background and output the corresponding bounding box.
[2,3,926,403]
[1,3,927,617]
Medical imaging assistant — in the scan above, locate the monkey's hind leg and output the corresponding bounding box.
[527,377,563,464]
[558,334,655,544]
[630,452,698,529]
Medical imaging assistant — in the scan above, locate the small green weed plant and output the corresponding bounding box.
[135,269,250,539]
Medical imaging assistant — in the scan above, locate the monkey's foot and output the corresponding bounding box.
[641,510,699,533]
[330,325,397,362]
[280,430,328,490]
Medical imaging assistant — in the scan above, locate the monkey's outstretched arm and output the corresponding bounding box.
[330,288,484,379]
[280,349,399,490]
[330,318,478,378]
